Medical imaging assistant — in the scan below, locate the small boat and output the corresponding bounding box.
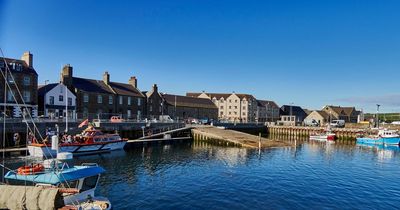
[310,131,336,142]
[28,127,127,157]
[3,160,111,209]
[356,129,400,145]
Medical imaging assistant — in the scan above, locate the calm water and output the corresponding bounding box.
[3,140,400,209]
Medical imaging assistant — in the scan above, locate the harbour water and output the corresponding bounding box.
[2,139,400,209]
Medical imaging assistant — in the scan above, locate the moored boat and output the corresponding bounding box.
[28,127,127,157]
[310,130,336,142]
[356,129,400,145]
[3,160,111,209]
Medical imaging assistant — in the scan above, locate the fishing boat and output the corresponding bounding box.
[3,159,111,209]
[356,129,400,145]
[28,126,128,157]
[310,131,336,142]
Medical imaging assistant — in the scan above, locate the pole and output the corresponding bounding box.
[376,104,380,128]
[65,85,68,133]
[2,61,7,183]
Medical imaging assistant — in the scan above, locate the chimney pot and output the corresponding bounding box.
[21,51,33,68]
[103,71,110,85]
[129,76,137,88]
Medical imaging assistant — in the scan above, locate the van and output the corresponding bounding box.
[330,120,345,128]
[159,115,174,123]
[304,119,319,127]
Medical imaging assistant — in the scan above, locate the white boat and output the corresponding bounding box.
[310,131,336,142]
[28,128,127,157]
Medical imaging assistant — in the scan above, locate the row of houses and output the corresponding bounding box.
[0,51,361,124]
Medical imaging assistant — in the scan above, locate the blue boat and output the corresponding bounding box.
[356,129,400,146]
[4,160,112,209]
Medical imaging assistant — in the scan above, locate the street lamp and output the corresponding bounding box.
[44,80,49,117]
[289,102,294,125]
[376,104,381,128]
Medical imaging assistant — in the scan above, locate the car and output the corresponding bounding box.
[330,120,345,128]
[392,121,400,125]
[110,116,124,123]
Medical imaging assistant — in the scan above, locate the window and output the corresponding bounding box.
[243,106,246,110]
[97,95,102,104]
[220,98,224,102]
[68,97,72,106]
[7,75,14,84]
[243,112,246,116]
[84,94,89,103]
[59,95,63,102]
[23,76,30,86]
[234,106,237,109]
[234,111,237,115]
[229,99,232,102]
[49,96,54,105]
[229,106,231,109]
[23,91,31,102]
[229,112,231,115]
[127,110,131,118]
[127,97,131,105]
[220,106,223,109]
[159,106,162,112]
[81,175,99,192]
[119,96,123,105]
[150,99,153,104]
[220,111,223,115]
[83,107,88,118]
[149,106,152,112]
[16,64,22,71]
[108,96,113,104]
[137,110,141,118]
[137,98,141,106]
[0,61,4,68]
[235,100,237,103]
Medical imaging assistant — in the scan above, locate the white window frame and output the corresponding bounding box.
[97,95,102,104]
[84,94,89,103]
[108,95,113,105]
[127,97,131,105]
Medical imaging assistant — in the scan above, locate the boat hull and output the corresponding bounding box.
[310,134,336,142]
[28,140,127,158]
[356,137,400,145]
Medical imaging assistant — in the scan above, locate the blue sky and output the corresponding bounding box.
[1,0,400,113]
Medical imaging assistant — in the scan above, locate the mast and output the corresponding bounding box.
[65,84,68,133]
[2,59,7,183]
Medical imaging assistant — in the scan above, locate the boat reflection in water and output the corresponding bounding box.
[357,142,400,161]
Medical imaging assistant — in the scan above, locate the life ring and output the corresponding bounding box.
[17,164,44,175]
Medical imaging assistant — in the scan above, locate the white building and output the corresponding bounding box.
[38,83,76,120]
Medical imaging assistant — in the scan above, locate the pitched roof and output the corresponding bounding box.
[325,105,356,116]
[72,77,114,94]
[0,57,38,75]
[257,100,279,109]
[37,83,58,96]
[186,92,255,100]
[316,110,329,119]
[280,105,307,117]
[108,82,145,97]
[163,94,217,109]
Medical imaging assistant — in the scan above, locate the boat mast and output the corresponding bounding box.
[65,84,68,133]
[2,57,7,183]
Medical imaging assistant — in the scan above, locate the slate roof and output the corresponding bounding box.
[257,100,279,109]
[280,105,307,117]
[163,94,217,109]
[0,57,38,75]
[109,82,145,97]
[37,83,58,96]
[325,105,356,116]
[71,77,114,94]
[186,92,254,100]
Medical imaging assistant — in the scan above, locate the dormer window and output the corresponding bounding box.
[16,64,22,71]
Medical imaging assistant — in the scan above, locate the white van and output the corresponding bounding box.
[330,120,345,128]
[304,119,319,127]
[159,115,174,123]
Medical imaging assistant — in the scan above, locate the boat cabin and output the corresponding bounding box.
[378,129,399,138]
[4,163,105,203]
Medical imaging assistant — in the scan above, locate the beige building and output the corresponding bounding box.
[256,100,280,122]
[304,110,329,126]
[187,92,258,122]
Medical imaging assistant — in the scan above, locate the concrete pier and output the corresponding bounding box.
[268,126,364,141]
[192,126,291,148]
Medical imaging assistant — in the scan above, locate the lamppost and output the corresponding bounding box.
[44,80,49,117]
[376,104,381,128]
[289,102,294,125]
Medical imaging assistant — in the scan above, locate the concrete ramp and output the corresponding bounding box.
[192,126,291,148]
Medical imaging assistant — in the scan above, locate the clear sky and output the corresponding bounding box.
[1,0,400,113]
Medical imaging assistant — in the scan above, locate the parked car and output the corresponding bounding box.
[159,115,174,123]
[110,116,124,123]
[392,121,400,125]
[330,120,345,128]
[304,119,319,127]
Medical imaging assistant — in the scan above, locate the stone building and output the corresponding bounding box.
[278,105,307,126]
[38,83,76,120]
[60,65,145,119]
[145,84,164,119]
[256,100,280,122]
[0,52,38,118]
[304,110,329,126]
[162,94,218,120]
[187,92,258,122]
[322,105,360,123]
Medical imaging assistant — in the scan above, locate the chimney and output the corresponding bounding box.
[21,51,33,68]
[129,76,137,88]
[152,84,158,93]
[60,64,73,87]
[103,71,110,85]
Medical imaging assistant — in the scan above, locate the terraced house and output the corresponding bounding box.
[322,105,361,123]
[187,92,258,122]
[0,52,38,118]
[60,65,145,119]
